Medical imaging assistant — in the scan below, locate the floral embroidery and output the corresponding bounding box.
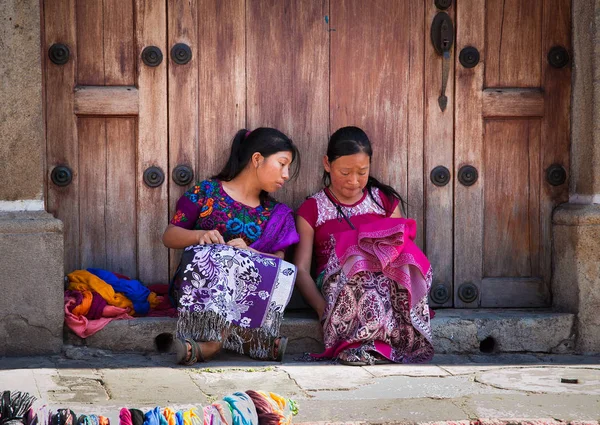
[173,179,277,244]
[200,198,214,218]
[171,210,188,224]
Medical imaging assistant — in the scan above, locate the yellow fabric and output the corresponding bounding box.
[182,407,201,425]
[257,391,292,425]
[148,292,161,309]
[71,290,93,316]
[67,270,134,314]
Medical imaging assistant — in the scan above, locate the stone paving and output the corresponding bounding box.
[0,348,599,425]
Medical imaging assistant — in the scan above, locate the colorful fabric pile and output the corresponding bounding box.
[0,390,298,425]
[64,269,177,338]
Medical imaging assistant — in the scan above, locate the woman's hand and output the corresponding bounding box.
[226,238,248,249]
[197,229,225,245]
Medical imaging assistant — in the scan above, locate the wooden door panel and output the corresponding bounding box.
[455,0,570,307]
[247,0,329,208]
[485,0,542,88]
[46,0,170,282]
[78,117,107,270]
[426,1,455,307]
[197,0,246,180]
[75,0,104,85]
[106,118,137,278]
[483,119,540,278]
[135,0,169,284]
[167,0,199,278]
[45,0,79,274]
[104,0,135,86]
[330,0,411,200]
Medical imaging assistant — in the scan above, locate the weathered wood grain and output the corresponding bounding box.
[136,0,169,283]
[76,0,104,85]
[78,117,107,270]
[197,0,246,181]
[407,1,426,249]
[482,89,544,118]
[540,0,571,285]
[454,0,484,307]
[485,0,542,88]
[483,120,533,278]
[106,118,137,277]
[168,0,199,278]
[330,0,410,202]
[104,0,135,86]
[45,0,79,273]
[247,0,329,209]
[425,0,455,307]
[74,86,138,116]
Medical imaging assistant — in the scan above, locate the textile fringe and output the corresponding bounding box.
[176,310,283,360]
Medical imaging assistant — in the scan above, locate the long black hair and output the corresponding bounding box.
[213,127,300,203]
[323,126,407,215]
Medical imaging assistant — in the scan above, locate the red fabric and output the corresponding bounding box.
[145,284,178,317]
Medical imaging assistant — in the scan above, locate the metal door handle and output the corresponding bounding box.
[431,12,454,112]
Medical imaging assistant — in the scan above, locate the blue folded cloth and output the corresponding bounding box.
[87,268,151,315]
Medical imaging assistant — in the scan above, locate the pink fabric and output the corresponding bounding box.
[332,217,430,310]
[296,188,399,275]
[119,408,133,425]
[313,216,434,363]
[64,293,132,338]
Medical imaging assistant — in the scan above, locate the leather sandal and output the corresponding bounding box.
[272,336,288,362]
[174,338,205,365]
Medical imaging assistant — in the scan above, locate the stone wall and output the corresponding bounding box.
[551,0,600,354]
[0,0,64,355]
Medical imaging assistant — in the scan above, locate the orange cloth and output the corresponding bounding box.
[67,270,134,314]
[71,290,93,316]
[162,408,177,425]
[148,292,161,309]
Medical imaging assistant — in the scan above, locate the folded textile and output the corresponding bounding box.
[223,392,258,425]
[118,409,132,425]
[245,391,297,425]
[68,271,134,313]
[129,410,144,425]
[145,285,177,318]
[64,292,132,338]
[87,293,108,320]
[88,269,158,316]
[181,408,200,425]
[71,290,92,317]
[65,290,83,313]
[161,408,176,425]
[142,407,166,425]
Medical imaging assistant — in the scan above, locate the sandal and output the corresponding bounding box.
[338,349,369,366]
[272,336,288,362]
[174,338,205,365]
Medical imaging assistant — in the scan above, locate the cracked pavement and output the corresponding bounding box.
[0,348,599,424]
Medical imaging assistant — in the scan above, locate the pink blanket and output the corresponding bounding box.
[331,217,431,310]
[64,294,132,338]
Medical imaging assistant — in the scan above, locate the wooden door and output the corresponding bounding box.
[44,0,169,283]
[453,0,571,307]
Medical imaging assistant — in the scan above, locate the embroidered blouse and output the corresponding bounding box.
[296,187,399,275]
[170,179,280,246]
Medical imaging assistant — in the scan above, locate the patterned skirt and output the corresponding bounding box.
[173,244,296,359]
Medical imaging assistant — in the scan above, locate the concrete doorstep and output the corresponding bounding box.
[63,309,577,356]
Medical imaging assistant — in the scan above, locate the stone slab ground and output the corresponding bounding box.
[1,350,599,424]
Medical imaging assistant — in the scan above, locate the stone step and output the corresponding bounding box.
[64,309,576,355]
